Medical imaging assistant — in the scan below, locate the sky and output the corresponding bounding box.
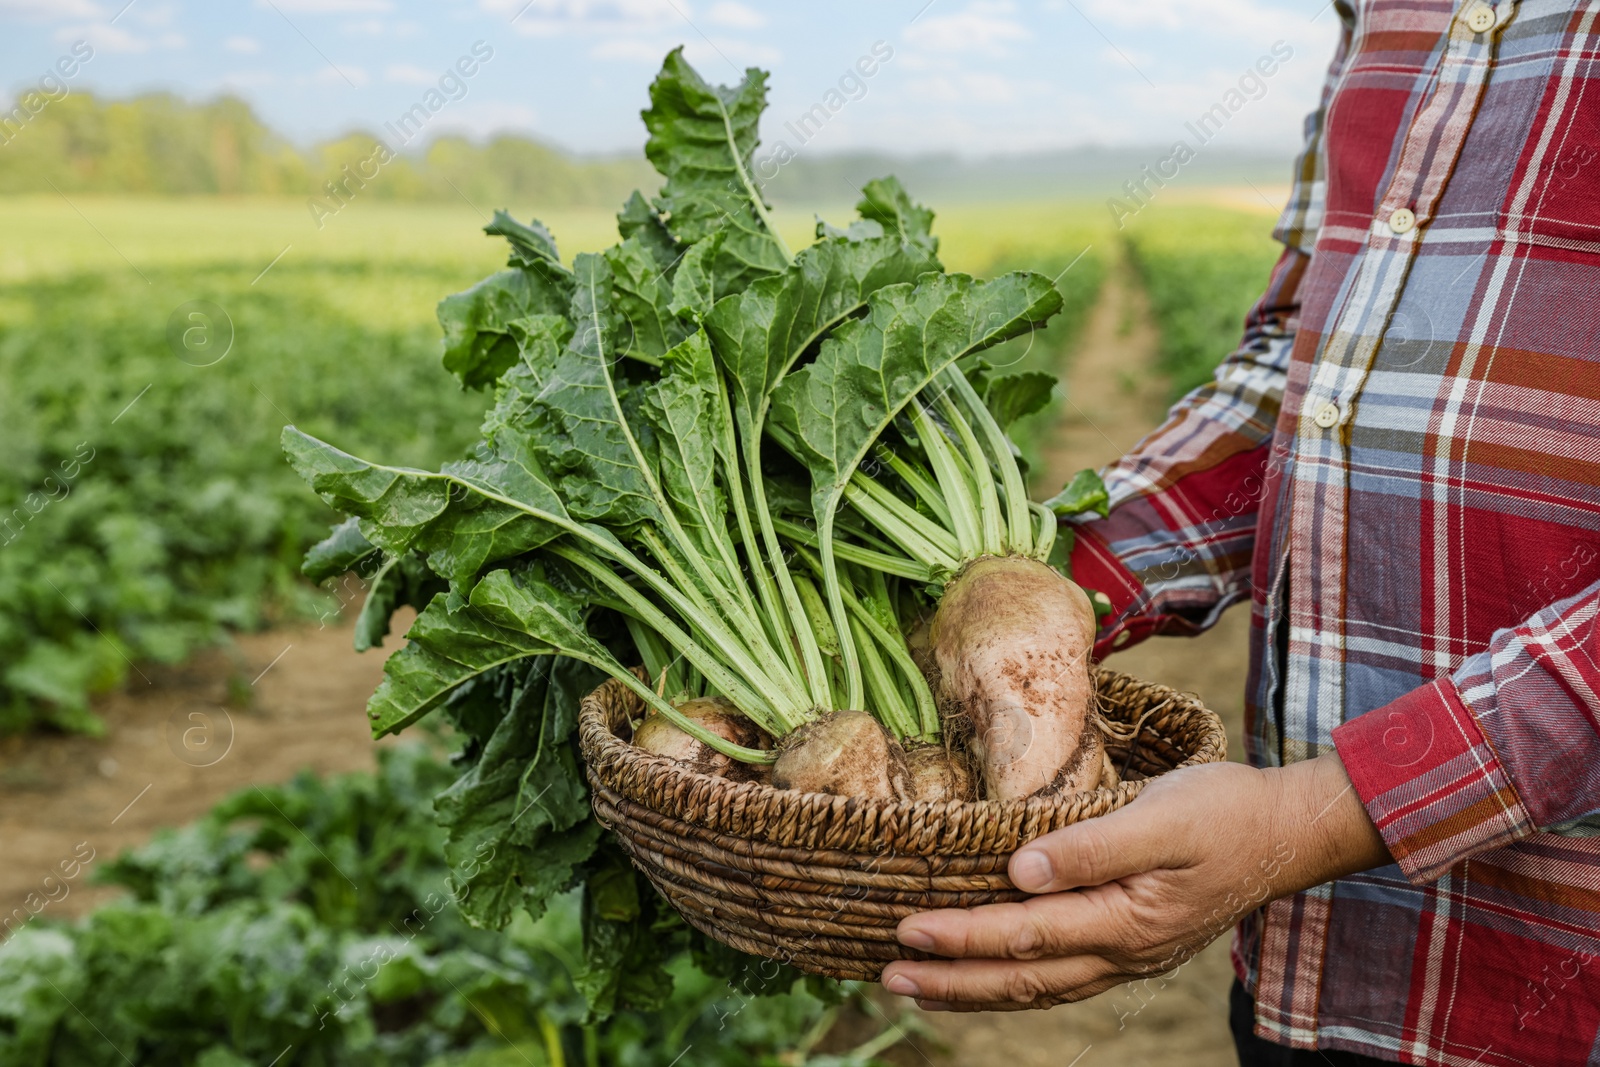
[0,0,1342,159]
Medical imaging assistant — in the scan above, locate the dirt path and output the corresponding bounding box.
[888,254,1256,1067]
[0,611,408,920]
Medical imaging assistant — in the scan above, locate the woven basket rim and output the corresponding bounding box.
[578,665,1227,857]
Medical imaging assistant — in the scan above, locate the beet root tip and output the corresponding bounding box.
[630,697,770,779]
[771,711,910,800]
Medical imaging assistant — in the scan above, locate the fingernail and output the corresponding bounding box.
[1013,849,1053,891]
[899,928,935,950]
[917,1000,953,1012]
[885,974,921,997]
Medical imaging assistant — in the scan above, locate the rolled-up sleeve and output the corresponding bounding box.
[1334,579,1600,883]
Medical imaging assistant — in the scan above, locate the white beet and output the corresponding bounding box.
[630,697,769,778]
[905,743,975,802]
[929,556,1103,800]
[771,710,910,800]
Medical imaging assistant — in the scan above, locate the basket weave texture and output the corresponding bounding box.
[577,667,1226,981]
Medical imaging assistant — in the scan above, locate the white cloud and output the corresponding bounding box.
[54,23,184,52]
[384,63,438,85]
[224,35,261,53]
[481,0,774,71]
[0,0,104,19]
[706,1,763,28]
[905,71,1046,105]
[587,36,671,62]
[218,69,278,90]
[904,0,1028,57]
[127,2,178,27]
[590,33,777,67]
[1103,44,1155,70]
[341,16,420,35]
[259,0,393,11]
[426,100,542,140]
[1079,0,1297,40]
[487,0,684,36]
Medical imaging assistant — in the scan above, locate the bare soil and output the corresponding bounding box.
[0,611,411,919]
[0,256,1256,1067]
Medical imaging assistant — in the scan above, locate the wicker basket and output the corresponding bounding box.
[577,667,1226,981]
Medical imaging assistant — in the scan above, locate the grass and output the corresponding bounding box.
[1122,204,1285,399]
[0,194,1112,734]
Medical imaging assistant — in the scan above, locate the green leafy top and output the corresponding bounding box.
[770,271,1063,515]
[643,47,792,289]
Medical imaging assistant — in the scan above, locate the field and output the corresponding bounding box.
[0,191,1286,1064]
[0,194,1112,735]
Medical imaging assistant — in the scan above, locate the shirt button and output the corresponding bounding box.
[1312,402,1341,428]
[1388,207,1417,234]
[1465,2,1495,32]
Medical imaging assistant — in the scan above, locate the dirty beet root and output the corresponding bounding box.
[929,556,1103,801]
[771,710,910,800]
[631,697,770,779]
[905,743,976,802]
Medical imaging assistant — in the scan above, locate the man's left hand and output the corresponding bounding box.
[879,754,1390,1012]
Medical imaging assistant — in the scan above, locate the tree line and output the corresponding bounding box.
[0,90,652,207]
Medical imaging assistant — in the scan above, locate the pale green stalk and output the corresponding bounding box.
[551,545,809,733]
[841,482,961,572]
[1029,500,1057,561]
[935,391,1005,556]
[874,446,953,529]
[851,614,915,738]
[910,402,982,559]
[945,367,1035,555]
[771,517,933,582]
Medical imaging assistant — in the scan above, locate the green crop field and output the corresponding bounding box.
[0,745,904,1066]
[1123,205,1286,399]
[0,194,1110,734]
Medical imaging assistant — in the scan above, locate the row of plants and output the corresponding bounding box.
[0,260,500,734]
[0,744,914,1066]
[1122,205,1284,399]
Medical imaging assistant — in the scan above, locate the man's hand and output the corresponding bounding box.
[880,753,1390,1011]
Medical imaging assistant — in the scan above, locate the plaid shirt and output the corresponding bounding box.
[1070,0,1600,1062]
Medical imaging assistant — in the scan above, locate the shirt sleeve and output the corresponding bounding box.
[1333,579,1600,884]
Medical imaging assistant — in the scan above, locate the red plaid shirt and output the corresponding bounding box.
[1071,0,1600,1062]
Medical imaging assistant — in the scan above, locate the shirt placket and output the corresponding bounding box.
[1251,0,1515,1048]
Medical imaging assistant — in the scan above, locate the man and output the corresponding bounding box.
[880,0,1600,1063]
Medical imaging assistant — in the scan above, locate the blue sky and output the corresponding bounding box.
[0,0,1341,158]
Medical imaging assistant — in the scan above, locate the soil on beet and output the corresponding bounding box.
[772,710,911,799]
